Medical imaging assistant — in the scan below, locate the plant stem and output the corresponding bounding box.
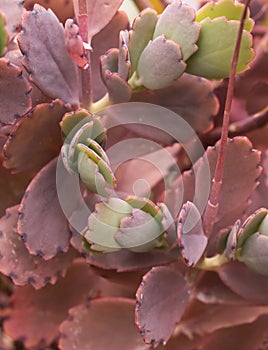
[77,0,92,109]
[202,0,252,237]
[196,254,229,270]
[91,93,110,113]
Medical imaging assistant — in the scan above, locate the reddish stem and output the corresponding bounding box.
[202,0,252,236]
[77,0,92,109]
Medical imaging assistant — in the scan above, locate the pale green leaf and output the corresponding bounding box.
[153,0,201,60]
[196,0,254,32]
[186,17,254,79]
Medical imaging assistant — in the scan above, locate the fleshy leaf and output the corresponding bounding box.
[3,100,70,173]
[73,0,124,42]
[18,5,79,105]
[17,158,71,260]
[3,261,99,348]
[0,205,76,289]
[186,17,254,79]
[131,73,218,134]
[0,58,32,125]
[103,71,132,104]
[137,35,186,89]
[59,298,150,350]
[0,0,24,37]
[0,13,8,56]
[177,201,208,267]
[0,162,33,217]
[91,11,129,101]
[196,0,254,32]
[135,266,190,347]
[24,0,74,24]
[128,8,158,74]
[238,231,268,276]
[153,0,201,60]
[118,30,130,81]
[237,208,267,247]
[218,261,268,304]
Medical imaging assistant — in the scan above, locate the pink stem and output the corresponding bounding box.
[202,0,252,236]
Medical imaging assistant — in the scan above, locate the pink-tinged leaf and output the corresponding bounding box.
[176,299,268,339]
[0,205,76,289]
[17,158,71,260]
[59,298,150,350]
[166,315,268,350]
[3,261,99,348]
[218,261,268,304]
[3,100,70,174]
[193,272,251,305]
[91,11,129,101]
[131,73,218,134]
[103,71,132,104]
[0,162,33,217]
[177,201,208,267]
[201,315,268,350]
[64,19,89,69]
[0,58,32,125]
[71,227,177,272]
[73,1,124,41]
[24,0,74,24]
[18,5,79,105]
[0,0,24,37]
[135,266,190,347]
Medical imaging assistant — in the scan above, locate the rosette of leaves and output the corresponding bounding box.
[61,109,115,196]
[84,196,173,253]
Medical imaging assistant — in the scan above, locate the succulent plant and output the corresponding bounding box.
[0,0,267,349]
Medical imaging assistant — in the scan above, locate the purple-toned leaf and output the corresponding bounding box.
[3,261,99,348]
[24,0,74,24]
[59,298,150,350]
[177,201,208,266]
[166,315,268,350]
[103,71,132,104]
[71,227,177,272]
[0,0,24,37]
[131,73,218,134]
[176,299,268,339]
[0,162,33,217]
[91,11,129,101]
[0,205,76,289]
[17,158,71,260]
[193,271,250,305]
[73,0,124,41]
[201,315,268,350]
[0,58,32,125]
[18,5,79,105]
[3,100,70,173]
[118,30,130,81]
[218,261,268,304]
[135,266,190,347]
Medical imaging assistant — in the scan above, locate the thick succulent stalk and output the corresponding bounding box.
[202,0,252,237]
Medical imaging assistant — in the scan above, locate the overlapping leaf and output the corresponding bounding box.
[0,58,32,125]
[131,73,219,134]
[24,0,74,23]
[17,158,71,260]
[59,298,150,350]
[18,5,79,105]
[73,0,124,42]
[0,205,76,289]
[135,266,190,347]
[186,17,254,79]
[3,261,99,348]
[0,0,24,37]
[0,13,8,56]
[3,100,70,173]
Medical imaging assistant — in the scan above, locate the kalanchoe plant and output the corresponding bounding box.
[0,0,268,349]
